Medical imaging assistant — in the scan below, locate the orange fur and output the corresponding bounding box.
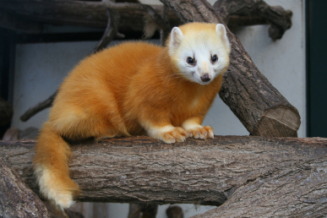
[33,22,230,209]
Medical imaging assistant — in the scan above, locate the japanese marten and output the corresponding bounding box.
[34,22,231,209]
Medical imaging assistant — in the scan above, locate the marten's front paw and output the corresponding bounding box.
[161,127,188,143]
[186,125,214,139]
[149,126,188,143]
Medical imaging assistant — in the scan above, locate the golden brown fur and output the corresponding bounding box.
[33,22,231,209]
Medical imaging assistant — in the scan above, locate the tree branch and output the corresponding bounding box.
[1,136,326,217]
[20,91,57,122]
[0,157,50,217]
[214,0,293,40]
[0,1,179,34]
[1,0,291,39]
[92,8,119,53]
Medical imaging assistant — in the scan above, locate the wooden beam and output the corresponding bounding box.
[1,136,326,217]
[0,157,50,217]
[0,1,179,34]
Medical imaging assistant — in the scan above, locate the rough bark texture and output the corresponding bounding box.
[0,1,179,34]
[0,157,50,218]
[1,136,326,217]
[214,0,293,40]
[160,0,300,137]
[0,0,291,39]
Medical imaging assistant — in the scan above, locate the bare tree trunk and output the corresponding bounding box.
[1,136,326,217]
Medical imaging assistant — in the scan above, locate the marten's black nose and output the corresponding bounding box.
[201,73,211,82]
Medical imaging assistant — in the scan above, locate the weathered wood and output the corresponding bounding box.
[1,136,326,217]
[0,1,180,34]
[160,0,300,137]
[0,11,42,33]
[1,0,291,38]
[213,0,292,40]
[0,157,50,218]
[190,143,327,217]
[92,9,118,54]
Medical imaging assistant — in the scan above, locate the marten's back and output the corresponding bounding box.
[48,42,164,132]
[51,43,162,110]
[61,42,163,94]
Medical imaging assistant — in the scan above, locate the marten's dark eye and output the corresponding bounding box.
[211,54,218,63]
[186,56,196,66]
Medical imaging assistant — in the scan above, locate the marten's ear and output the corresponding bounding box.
[216,24,231,54]
[168,27,184,55]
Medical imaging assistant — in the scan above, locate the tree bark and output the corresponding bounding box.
[0,11,42,33]
[1,136,326,217]
[0,1,179,34]
[160,0,300,137]
[213,0,292,40]
[0,157,50,218]
[0,0,291,39]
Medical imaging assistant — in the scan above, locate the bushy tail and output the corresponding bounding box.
[33,122,79,209]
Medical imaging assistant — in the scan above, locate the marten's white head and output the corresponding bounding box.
[168,22,231,85]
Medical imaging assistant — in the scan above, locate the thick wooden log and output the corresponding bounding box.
[213,0,292,40]
[160,0,300,137]
[0,157,50,218]
[0,11,42,33]
[1,136,326,217]
[1,0,291,38]
[0,1,180,34]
